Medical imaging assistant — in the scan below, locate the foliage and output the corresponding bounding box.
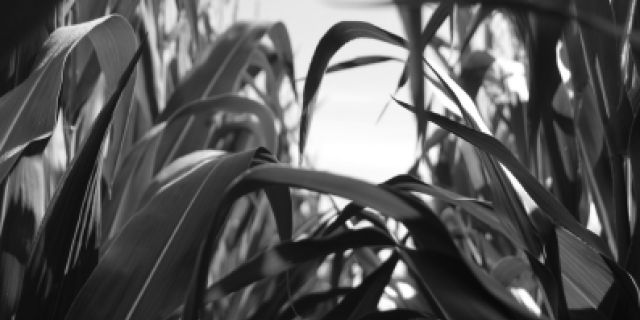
[2,0,640,320]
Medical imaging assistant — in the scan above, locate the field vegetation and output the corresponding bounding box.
[1,0,640,319]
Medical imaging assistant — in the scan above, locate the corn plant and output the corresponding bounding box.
[3,0,640,320]
[295,0,640,319]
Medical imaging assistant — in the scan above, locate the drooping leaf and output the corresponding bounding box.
[401,248,542,320]
[204,229,395,304]
[397,74,545,258]
[0,15,137,188]
[64,149,271,320]
[16,28,141,320]
[191,164,545,320]
[394,66,607,255]
[300,21,406,157]
[158,22,293,122]
[154,95,278,172]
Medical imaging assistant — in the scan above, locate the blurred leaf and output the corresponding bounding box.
[460,51,495,100]
[458,5,495,55]
[158,22,293,121]
[177,0,200,48]
[0,111,67,318]
[264,22,298,100]
[490,256,530,287]
[394,2,453,94]
[16,30,141,320]
[398,1,426,143]
[155,94,278,171]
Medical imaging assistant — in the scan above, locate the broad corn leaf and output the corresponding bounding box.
[0,15,137,187]
[16,30,141,320]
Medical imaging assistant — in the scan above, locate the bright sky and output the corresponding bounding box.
[238,0,418,184]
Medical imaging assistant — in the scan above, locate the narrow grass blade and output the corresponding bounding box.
[398,2,426,142]
[300,21,406,156]
[393,79,607,255]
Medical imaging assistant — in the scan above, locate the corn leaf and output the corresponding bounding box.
[276,288,353,320]
[401,249,542,320]
[0,15,137,188]
[490,256,530,287]
[203,228,395,304]
[64,149,270,320]
[158,22,293,122]
[201,164,543,320]
[15,29,141,320]
[320,251,399,320]
[154,95,278,172]
[300,21,406,157]
[0,112,67,318]
[398,62,608,253]
[101,124,165,239]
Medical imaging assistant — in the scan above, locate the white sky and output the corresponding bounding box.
[238,0,418,184]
